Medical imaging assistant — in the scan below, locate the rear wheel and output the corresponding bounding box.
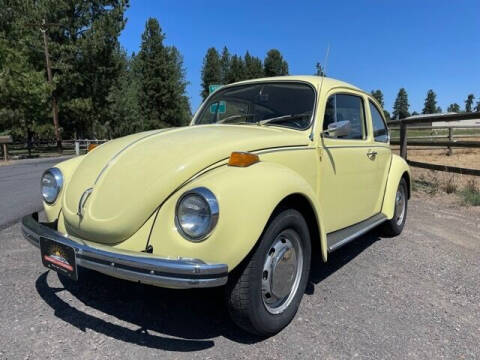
[226,209,311,336]
[381,178,408,236]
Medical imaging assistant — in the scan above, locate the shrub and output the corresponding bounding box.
[460,180,480,206]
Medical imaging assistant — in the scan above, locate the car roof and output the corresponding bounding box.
[232,75,361,91]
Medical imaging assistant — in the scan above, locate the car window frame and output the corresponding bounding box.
[322,92,368,141]
[368,99,389,143]
[191,80,318,131]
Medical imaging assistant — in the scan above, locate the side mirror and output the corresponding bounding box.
[325,120,351,138]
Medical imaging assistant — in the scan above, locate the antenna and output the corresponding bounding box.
[323,43,330,76]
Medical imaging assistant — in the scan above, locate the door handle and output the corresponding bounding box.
[366,150,377,160]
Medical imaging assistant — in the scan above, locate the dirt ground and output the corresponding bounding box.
[1,196,480,360]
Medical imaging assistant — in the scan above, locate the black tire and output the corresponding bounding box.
[381,178,408,237]
[226,209,311,336]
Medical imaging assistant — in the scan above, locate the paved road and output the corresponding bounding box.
[1,196,479,359]
[0,157,70,229]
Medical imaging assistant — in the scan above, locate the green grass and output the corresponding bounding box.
[460,180,480,206]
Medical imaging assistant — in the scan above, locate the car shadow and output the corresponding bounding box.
[34,229,381,351]
[306,229,380,293]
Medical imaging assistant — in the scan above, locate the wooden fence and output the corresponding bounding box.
[388,112,480,176]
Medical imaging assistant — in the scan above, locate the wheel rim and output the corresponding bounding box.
[395,184,406,226]
[261,229,303,314]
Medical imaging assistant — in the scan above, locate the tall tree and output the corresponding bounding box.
[315,62,326,77]
[475,101,480,112]
[0,2,47,142]
[370,90,384,107]
[392,88,410,119]
[244,51,264,79]
[264,49,289,77]
[465,94,475,112]
[447,103,460,112]
[107,50,142,137]
[422,89,438,114]
[200,47,221,100]
[220,46,231,84]
[370,89,390,120]
[1,0,129,140]
[137,18,190,129]
[227,55,246,83]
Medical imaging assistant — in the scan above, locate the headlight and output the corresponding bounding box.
[175,187,219,241]
[41,168,63,204]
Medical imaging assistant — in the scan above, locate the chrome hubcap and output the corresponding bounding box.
[262,229,303,314]
[395,185,406,226]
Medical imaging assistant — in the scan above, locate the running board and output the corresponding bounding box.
[327,214,387,252]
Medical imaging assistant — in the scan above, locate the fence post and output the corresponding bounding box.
[447,127,453,156]
[2,144,7,162]
[400,121,407,160]
[75,141,80,156]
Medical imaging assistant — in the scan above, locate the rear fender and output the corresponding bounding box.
[381,154,411,219]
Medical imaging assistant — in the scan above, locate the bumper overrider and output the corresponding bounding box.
[21,213,228,289]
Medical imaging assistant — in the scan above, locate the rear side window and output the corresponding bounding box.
[323,94,366,140]
[369,101,388,142]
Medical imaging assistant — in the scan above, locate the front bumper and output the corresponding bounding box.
[21,213,228,289]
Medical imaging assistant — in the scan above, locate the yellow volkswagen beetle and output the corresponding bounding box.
[22,76,410,336]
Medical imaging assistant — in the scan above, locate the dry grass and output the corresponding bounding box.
[392,147,480,170]
[391,142,480,206]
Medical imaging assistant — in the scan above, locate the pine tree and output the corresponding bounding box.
[447,103,460,113]
[392,88,410,119]
[465,94,475,112]
[244,51,264,79]
[107,50,142,137]
[220,46,231,84]
[315,62,326,77]
[422,89,437,114]
[383,110,391,121]
[227,55,246,83]
[200,47,221,100]
[137,18,190,129]
[370,90,384,107]
[0,0,129,140]
[264,49,289,77]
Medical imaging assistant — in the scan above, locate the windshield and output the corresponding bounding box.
[194,82,316,130]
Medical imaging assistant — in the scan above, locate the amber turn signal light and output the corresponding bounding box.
[87,143,98,152]
[228,152,260,167]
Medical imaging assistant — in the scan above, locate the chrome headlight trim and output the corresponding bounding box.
[175,187,219,242]
[41,167,63,205]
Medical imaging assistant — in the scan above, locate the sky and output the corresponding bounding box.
[119,0,480,115]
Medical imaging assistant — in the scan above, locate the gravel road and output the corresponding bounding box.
[1,196,479,359]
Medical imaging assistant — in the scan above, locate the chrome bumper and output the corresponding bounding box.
[21,213,228,289]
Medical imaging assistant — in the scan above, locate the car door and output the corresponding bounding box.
[318,91,381,233]
[367,99,392,212]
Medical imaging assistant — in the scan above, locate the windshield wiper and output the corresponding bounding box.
[217,114,256,124]
[258,113,311,126]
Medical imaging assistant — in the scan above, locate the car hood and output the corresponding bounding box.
[62,125,308,244]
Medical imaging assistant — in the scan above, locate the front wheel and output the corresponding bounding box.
[226,209,311,336]
[381,178,408,236]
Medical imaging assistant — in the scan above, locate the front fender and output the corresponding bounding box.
[381,154,411,219]
[148,162,327,271]
[43,156,85,222]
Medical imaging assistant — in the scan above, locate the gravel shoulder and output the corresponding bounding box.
[0,197,479,359]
